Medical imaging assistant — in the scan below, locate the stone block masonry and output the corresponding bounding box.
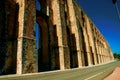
[0,0,114,75]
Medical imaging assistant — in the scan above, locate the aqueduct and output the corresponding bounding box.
[0,0,114,75]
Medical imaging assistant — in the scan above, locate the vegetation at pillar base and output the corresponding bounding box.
[113,53,120,59]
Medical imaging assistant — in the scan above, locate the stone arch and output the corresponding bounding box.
[36,0,61,72]
[36,15,50,72]
[36,0,51,72]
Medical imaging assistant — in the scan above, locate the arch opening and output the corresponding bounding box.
[0,0,19,75]
[36,0,52,72]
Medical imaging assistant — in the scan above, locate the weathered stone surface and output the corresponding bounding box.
[16,0,37,74]
[0,0,114,75]
[22,38,37,73]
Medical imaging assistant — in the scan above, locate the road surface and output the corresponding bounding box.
[0,60,120,80]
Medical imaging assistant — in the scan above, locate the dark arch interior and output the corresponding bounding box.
[0,0,19,75]
[36,0,52,72]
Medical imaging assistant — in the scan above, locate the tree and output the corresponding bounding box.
[113,53,120,59]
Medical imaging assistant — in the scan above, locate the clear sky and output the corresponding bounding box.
[78,0,120,54]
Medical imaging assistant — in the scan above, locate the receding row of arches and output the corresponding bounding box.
[0,0,96,75]
[35,0,90,71]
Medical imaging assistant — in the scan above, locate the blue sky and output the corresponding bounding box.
[78,0,120,54]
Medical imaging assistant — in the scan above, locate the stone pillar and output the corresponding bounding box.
[95,41,101,64]
[51,0,65,70]
[98,43,102,63]
[109,49,114,60]
[107,49,110,61]
[99,44,102,63]
[101,46,104,63]
[86,17,97,65]
[103,47,105,61]
[59,0,70,69]
[105,48,107,62]
[83,27,92,66]
[98,43,101,63]
[16,0,38,74]
[66,0,82,67]
[100,45,104,63]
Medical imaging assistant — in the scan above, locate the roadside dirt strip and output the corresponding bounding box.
[104,67,120,80]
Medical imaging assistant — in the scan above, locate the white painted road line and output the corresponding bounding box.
[84,72,103,80]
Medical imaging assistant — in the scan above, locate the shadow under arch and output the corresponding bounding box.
[36,0,51,72]
[36,0,60,71]
[66,26,79,68]
[36,10,50,72]
[0,0,19,75]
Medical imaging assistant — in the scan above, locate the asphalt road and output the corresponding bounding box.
[0,60,120,80]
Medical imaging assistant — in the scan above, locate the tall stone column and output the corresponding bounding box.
[99,44,102,63]
[100,44,104,63]
[105,48,108,61]
[66,0,82,67]
[101,46,104,62]
[103,47,105,61]
[98,42,102,63]
[83,27,92,65]
[95,41,100,64]
[16,0,38,74]
[98,40,101,63]
[109,49,114,60]
[108,49,110,61]
[51,0,65,70]
[59,0,71,69]
[86,17,97,65]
